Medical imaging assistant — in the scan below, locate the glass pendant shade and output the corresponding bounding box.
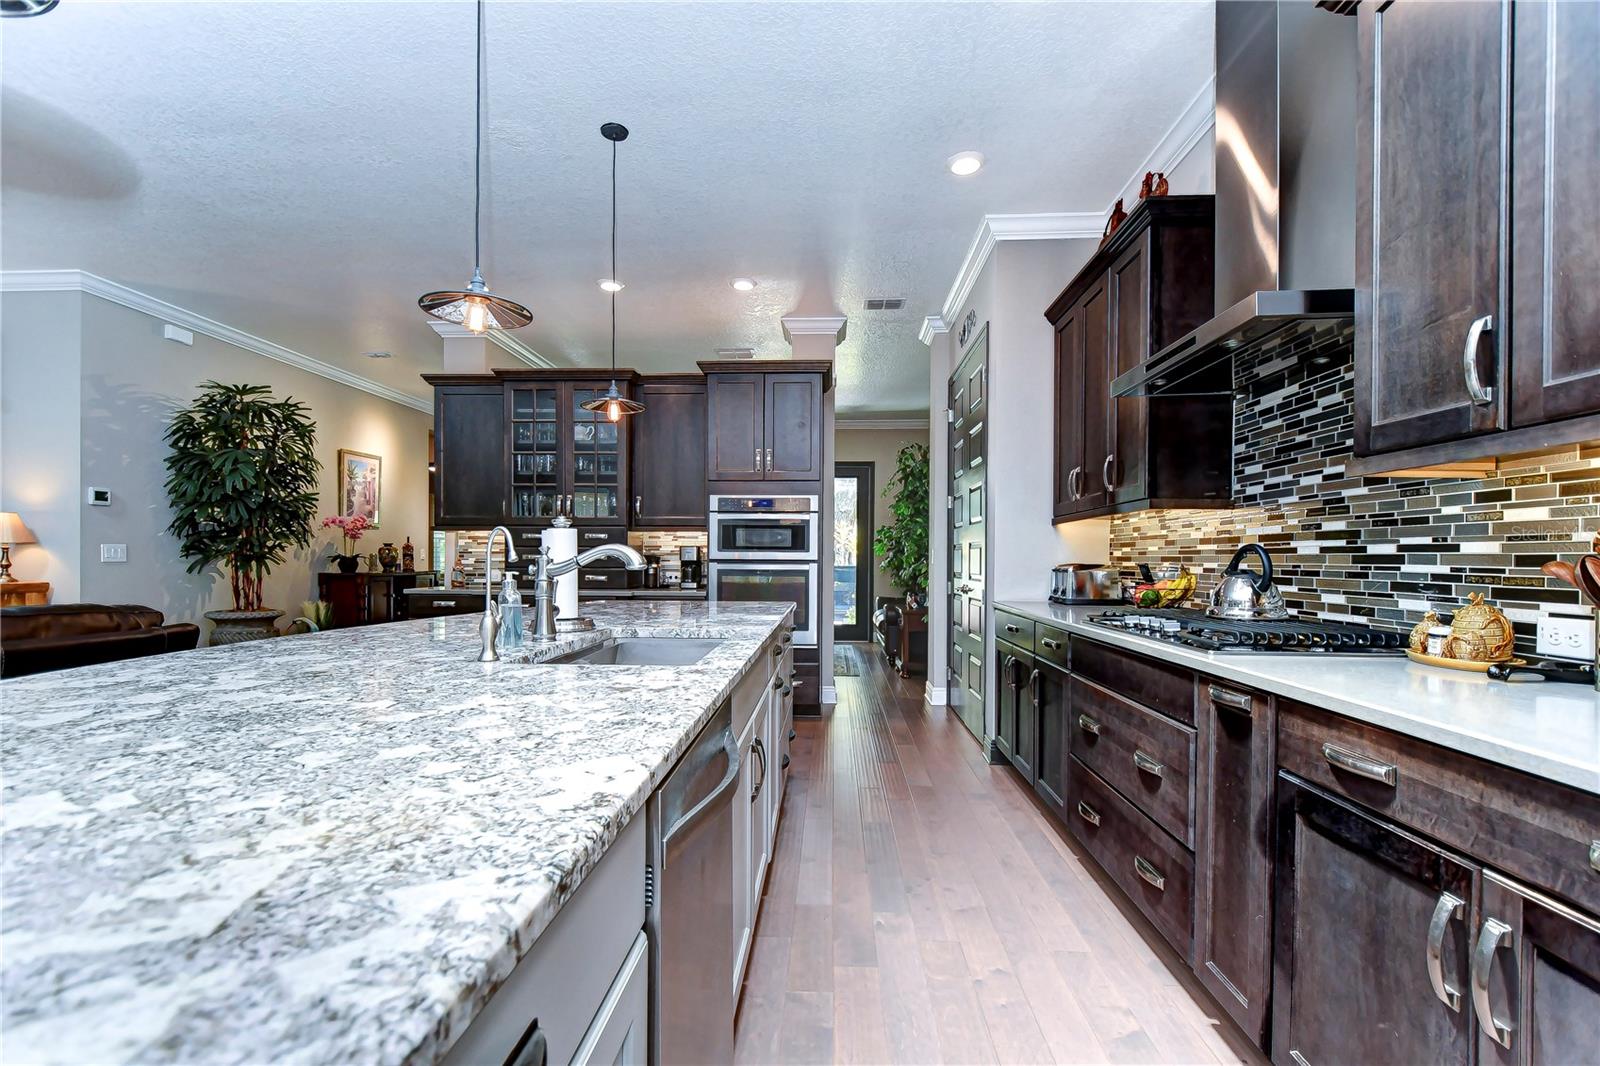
[581,380,646,422]
[419,270,532,332]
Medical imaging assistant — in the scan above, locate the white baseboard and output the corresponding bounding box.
[820,686,837,705]
[924,684,947,706]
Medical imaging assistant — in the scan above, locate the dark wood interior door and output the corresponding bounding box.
[706,374,765,480]
[1053,306,1086,518]
[1110,239,1150,505]
[1509,0,1600,428]
[434,384,505,528]
[764,374,823,481]
[947,329,987,743]
[1355,0,1506,455]
[1273,774,1480,1066]
[631,381,707,527]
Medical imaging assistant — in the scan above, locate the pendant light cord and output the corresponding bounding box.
[473,0,484,275]
[610,134,618,373]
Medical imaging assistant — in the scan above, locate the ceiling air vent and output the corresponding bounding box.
[714,347,755,360]
[863,298,906,311]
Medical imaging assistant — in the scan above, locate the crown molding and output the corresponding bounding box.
[1110,75,1215,210]
[780,315,848,344]
[938,212,1104,324]
[837,417,930,430]
[1,269,432,413]
[917,315,949,346]
[487,330,558,368]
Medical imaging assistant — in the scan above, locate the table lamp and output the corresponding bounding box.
[0,512,37,582]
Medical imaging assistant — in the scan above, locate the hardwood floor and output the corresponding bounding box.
[735,643,1266,1066]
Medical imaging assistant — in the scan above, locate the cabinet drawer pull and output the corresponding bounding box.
[582,532,609,540]
[1461,313,1495,406]
[1075,800,1101,827]
[432,600,455,607]
[1471,916,1516,1049]
[1040,637,1063,652]
[1591,840,1600,874]
[773,645,784,659]
[1004,623,1021,634]
[1133,856,1165,891]
[1076,713,1101,736]
[1426,891,1466,1013]
[773,675,784,691]
[1207,684,1253,714]
[1321,742,1398,786]
[1133,749,1165,779]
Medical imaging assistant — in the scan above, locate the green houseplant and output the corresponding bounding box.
[872,441,930,608]
[164,382,321,642]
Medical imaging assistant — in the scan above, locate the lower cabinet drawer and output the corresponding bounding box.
[1067,756,1194,956]
[1071,638,1195,725]
[1071,675,1197,847]
[407,593,483,618]
[1278,699,1600,915]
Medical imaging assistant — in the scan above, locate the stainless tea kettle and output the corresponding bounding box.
[1207,543,1288,619]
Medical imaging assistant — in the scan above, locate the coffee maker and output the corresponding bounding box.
[679,545,704,590]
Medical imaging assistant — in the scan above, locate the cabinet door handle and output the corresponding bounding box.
[1207,684,1253,714]
[766,447,773,472]
[1076,800,1101,827]
[1076,713,1101,736]
[1426,891,1466,1013]
[1067,466,1082,501]
[751,737,767,802]
[1028,668,1041,707]
[634,495,643,520]
[1133,856,1165,891]
[1133,749,1165,779]
[1102,453,1116,492]
[1591,840,1600,874]
[1462,313,1495,406]
[1321,742,1398,786]
[1471,916,1516,1049]
[756,446,763,473]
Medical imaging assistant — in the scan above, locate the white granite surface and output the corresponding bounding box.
[997,600,1600,795]
[0,601,791,1065]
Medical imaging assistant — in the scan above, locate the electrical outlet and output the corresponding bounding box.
[100,543,127,563]
[1536,610,1593,660]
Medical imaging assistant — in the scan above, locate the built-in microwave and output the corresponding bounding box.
[708,561,818,646]
[708,495,818,561]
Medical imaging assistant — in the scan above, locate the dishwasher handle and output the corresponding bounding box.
[661,730,741,854]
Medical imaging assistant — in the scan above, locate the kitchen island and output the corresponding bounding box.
[0,601,792,1065]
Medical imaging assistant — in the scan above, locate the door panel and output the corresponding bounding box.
[435,385,506,528]
[707,374,765,480]
[765,374,823,480]
[1110,240,1150,504]
[1510,0,1600,427]
[947,328,987,743]
[996,651,1019,761]
[1355,0,1506,454]
[631,382,707,527]
[1054,312,1085,517]
[1078,278,1112,514]
[1035,662,1068,818]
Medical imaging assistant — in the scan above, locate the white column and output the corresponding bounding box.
[429,321,496,375]
[919,316,950,706]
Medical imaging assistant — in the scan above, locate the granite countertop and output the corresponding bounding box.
[0,601,793,1065]
[403,585,706,600]
[997,600,1600,796]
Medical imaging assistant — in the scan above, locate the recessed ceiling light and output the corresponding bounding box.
[598,278,624,292]
[363,350,393,359]
[947,151,984,176]
[730,278,756,292]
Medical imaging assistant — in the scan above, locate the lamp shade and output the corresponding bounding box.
[0,512,36,544]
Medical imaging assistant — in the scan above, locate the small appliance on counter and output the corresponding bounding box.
[1049,563,1123,605]
[679,545,704,590]
[1208,543,1288,620]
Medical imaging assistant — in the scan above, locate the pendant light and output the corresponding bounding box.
[581,122,645,422]
[418,0,531,333]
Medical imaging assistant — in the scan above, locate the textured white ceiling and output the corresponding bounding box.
[1,1,1212,415]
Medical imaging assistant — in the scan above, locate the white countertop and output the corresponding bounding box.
[998,600,1600,796]
[0,601,792,1064]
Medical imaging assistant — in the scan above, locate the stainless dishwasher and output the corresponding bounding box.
[645,700,740,1065]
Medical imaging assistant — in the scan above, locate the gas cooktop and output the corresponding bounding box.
[1087,608,1407,654]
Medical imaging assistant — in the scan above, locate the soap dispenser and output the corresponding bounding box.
[496,573,525,652]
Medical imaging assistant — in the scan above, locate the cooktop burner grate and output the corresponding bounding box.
[1087,608,1407,654]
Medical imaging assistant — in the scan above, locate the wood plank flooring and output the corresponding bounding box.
[734,643,1267,1066]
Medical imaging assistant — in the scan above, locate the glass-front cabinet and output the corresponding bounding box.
[504,377,632,527]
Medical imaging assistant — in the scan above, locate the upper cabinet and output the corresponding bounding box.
[430,380,506,530]
[630,378,707,528]
[1047,196,1230,521]
[701,362,832,485]
[1354,0,1600,465]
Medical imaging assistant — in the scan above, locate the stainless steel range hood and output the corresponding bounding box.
[1113,1,1357,397]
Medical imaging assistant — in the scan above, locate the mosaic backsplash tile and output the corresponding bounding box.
[1107,323,1597,653]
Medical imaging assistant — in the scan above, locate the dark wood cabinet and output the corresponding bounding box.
[1194,681,1275,1046]
[1034,661,1069,819]
[1273,774,1480,1066]
[1046,196,1228,520]
[316,572,428,627]
[506,378,631,528]
[701,362,831,486]
[431,382,506,529]
[630,379,707,527]
[996,648,1022,763]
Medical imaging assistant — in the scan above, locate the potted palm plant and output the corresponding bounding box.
[164,381,321,643]
[872,441,930,609]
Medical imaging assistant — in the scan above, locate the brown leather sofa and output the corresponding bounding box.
[0,604,201,679]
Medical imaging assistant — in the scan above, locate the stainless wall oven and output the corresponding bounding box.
[708,495,818,561]
[708,561,818,646]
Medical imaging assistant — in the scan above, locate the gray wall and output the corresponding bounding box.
[835,424,931,601]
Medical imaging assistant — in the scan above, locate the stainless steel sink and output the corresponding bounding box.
[549,637,722,666]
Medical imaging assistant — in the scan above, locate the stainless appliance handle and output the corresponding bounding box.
[751,737,767,802]
[1076,800,1100,827]
[1102,453,1115,492]
[1133,749,1165,779]
[1470,916,1516,1049]
[1133,856,1166,891]
[1426,891,1466,1012]
[661,732,740,852]
[1321,742,1398,786]
[1207,684,1253,714]
[1077,713,1101,736]
[1462,314,1495,405]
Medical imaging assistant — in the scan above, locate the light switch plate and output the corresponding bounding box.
[1536,608,1593,660]
[100,543,127,563]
